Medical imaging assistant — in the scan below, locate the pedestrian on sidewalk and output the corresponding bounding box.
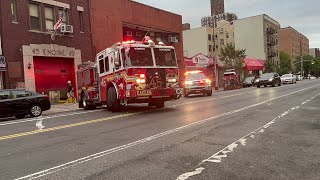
[66,81,77,104]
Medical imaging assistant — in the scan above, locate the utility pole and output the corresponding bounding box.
[301,56,303,80]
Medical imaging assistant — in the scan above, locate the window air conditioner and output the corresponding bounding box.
[168,37,179,43]
[61,25,73,33]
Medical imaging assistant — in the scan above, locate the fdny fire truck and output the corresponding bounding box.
[77,38,183,112]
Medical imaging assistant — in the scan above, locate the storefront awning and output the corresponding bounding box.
[0,56,6,71]
[243,58,264,71]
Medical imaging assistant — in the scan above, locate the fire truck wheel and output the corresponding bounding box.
[82,95,89,110]
[155,101,165,108]
[206,90,212,96]
[107,87,122,112]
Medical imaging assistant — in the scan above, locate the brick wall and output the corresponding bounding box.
[1,0,93,88]
[90,0,184,71]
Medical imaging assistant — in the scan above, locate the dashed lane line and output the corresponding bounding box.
[0,112,140,141]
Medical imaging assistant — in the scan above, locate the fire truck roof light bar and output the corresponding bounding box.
[185,70,203,76]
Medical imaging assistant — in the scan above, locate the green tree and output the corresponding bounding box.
[277,52,292,75]
[220,44,246,76]
[264,60,275,73]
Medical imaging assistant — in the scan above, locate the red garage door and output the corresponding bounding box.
[33,57,75,94]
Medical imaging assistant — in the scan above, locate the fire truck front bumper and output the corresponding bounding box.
[126,88,183,100]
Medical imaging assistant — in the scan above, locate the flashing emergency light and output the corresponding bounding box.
[184,70,202,76]
[139,74,145,78]
[148,39,153,43]
[117,42,121,45]
[158,42,164,45]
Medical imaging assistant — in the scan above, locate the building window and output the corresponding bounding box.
[208,34,211,41]
[226,33,229,39]
[220,39,224,45]
[29,3,41,31]
[216,45,218,49]
[79,11,84,32]
[59,8,69,25]
[209,45,212,52]
[11,0,18,22]
[45,6,54,31]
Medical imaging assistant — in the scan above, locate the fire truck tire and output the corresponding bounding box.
[155,101,165,108]
[206,90,212,96]
[107,87,122,112]
[81,93,92,110]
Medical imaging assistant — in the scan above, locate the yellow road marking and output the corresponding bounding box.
[0,113,140,141]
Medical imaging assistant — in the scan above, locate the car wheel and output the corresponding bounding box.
[264,85,267,87]
[29,105,43,117]
[15,114,25,119]
[278,82,282,86]
[82,94,90,110]
[155,101,165,108]
[107,87,122,112]
[257,85,260,88]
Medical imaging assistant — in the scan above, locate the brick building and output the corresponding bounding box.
[0,0,93,99]
[279,26,310,61]
[89,0,183,72]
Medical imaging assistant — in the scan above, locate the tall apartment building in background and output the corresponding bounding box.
[183,27,215,58]
[234,14,280,65]
[309,48,320,58]
[211,0,224,15]
[279,26,310,61]
[213,20,235,56]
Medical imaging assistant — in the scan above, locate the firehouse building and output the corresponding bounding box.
[1,0,93,99]
[90,0,183,72]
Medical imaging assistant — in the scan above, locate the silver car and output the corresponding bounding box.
[281,74,297,84]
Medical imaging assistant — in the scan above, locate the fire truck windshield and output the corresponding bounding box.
[128,47,153,67]
[154,48,177,67]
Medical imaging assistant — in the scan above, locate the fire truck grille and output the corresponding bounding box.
[146,69,166,89]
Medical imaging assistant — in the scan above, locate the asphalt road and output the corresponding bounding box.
[0,80,319,180]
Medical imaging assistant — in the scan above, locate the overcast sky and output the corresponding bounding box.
[134,0,320,48]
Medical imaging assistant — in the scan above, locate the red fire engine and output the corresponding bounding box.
[77,38,183,112]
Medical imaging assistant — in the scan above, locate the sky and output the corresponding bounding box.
[134,0,320,48]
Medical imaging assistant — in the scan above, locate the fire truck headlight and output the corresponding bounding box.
[168,78,177,83]
[205,79,211,84]
[136,79,146,84]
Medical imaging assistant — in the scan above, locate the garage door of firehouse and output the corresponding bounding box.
[33,57,75,101]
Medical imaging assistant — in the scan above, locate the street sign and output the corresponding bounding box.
[0,56,6,71]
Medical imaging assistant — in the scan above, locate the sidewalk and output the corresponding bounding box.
[44,103,80,115]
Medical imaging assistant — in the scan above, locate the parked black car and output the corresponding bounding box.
[0,90,51,119]
[256,73,282,88]
[243,77,254,88]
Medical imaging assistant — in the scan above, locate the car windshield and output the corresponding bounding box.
[261,73,274,79]
[282,74,291,78]
[128,47,153,66]
[245,77,254,81]
[154,48,177,67]
[186,73,207,80]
